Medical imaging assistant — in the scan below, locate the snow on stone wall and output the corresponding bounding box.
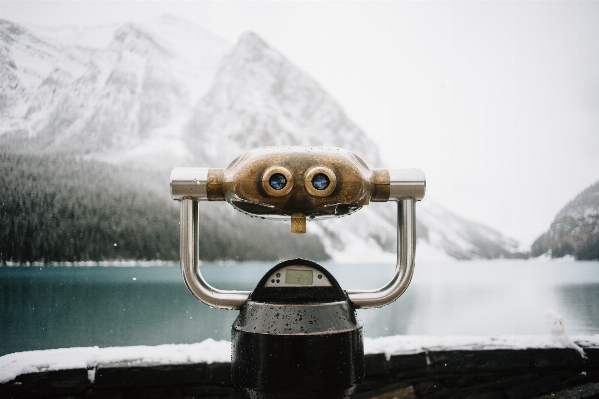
[2,335,598,384]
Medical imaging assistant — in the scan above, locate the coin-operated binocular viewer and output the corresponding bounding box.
[171,147,425,399]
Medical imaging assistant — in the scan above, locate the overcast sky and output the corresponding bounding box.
[2,1,599,246]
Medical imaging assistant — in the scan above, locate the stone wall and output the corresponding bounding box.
[2,347,598,399]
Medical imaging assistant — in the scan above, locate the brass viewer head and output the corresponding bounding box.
[170,146,425,234]
[220,147,380,228]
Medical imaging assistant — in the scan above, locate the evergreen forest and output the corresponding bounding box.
[0,153,329,264]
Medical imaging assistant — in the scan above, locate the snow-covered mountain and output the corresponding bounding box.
[531,179,599,260]
[0,16,522,261]
[0,16,230,167]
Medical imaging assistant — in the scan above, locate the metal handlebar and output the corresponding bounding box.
[346,199,415,308]
[180,197,250,310]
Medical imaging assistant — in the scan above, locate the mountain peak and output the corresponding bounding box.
[186,31,381,167]
[232,31,272,64]
[111,23,171,56]
[238,31,268,49]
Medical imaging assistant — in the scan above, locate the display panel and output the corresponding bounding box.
[285,269,313,285]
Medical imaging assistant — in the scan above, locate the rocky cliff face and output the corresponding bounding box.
[531,180,599,260]
[0,16,522,261]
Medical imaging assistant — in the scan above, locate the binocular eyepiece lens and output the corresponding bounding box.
[269,173,287,190]
[312,173,330,190]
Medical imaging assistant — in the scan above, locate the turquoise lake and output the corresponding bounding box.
[1,259,598,356]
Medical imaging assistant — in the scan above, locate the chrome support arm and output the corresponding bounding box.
[180,198,250,310]
[173,165,423,311]
[347,198,416,309]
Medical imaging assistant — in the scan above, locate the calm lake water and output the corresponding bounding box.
[1,259,598,356]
